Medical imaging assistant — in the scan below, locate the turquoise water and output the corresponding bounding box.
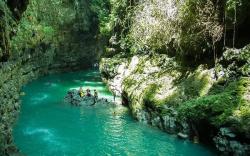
[13,70,215,156]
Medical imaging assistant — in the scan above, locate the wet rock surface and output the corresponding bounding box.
[0,0,103,154]
[213,128,250,156]
[0,50,100,155]
[100,50,250,155]
[64,89,114,106]
[0,44,56,155]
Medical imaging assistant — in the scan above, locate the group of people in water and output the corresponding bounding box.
[76,87,118,115]
[78,87,98,99]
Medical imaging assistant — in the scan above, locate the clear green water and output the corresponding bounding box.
[13,70,215,156]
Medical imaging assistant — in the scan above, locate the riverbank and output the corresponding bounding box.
[100,46,250,155]
[1,0,250,155]
[13,70,215,156]
[0,43,91,155]
[0,0,102,154]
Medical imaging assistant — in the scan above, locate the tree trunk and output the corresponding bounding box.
[233,2,237,48]
[223,8,226,48]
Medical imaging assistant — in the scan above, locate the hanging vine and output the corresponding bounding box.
[0,0,12,62]
[233,0,237,48]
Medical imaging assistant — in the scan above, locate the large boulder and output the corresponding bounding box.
[64,89,113,106]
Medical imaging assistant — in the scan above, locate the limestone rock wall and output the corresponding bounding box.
[0,43,55,155]
[100,49,250,155]
[100,54,213,133]
[0,38,102,155]
[0,0,106,154]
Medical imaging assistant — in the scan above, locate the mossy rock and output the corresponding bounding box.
[178,77,250,135]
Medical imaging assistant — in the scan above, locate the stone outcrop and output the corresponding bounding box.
[100,47,250,155]
[64,89,114,106]
[0,43,54,155]
[0,0,105,154]
[100,54,212,136]
[0,40,102,155]
[214,128,250,155]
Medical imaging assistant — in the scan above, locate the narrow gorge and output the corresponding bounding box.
[0,0,250,156]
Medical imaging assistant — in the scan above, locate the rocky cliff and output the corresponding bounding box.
[0,0,105,155]
[100,44,250,155]
[98,0,250,155]
[1,0,250,155]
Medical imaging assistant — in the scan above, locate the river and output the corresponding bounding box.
[13,69,215,156]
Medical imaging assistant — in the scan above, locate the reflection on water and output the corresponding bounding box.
[13,69,216,156]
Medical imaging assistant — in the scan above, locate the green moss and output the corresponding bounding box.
[178,77,250,134]
[143,83,159,108]
[134,58,146,74]
[123,77,137,90]
[181,67,212,98]
[142,85,180,112]
[142,83,178,108]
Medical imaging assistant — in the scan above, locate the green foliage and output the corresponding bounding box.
[93,0,135,56]
[129,0,175,54]
[90,0,111,36]
[142,83,178,109]
[9,0,100,57]
[90,0,130,36]
[178,0,213,55]
[182,68,212,98]
[178,77,250,134]
[226,0,250,25]
[143,83,160,108]
[0,0,16,60]
[126,0,223,59]
[221,44,250,77]
[123,75,134,86]
[10,11,56,52]
[97,0,229,58]
[9,0,63,54]
[97,0,250,59]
